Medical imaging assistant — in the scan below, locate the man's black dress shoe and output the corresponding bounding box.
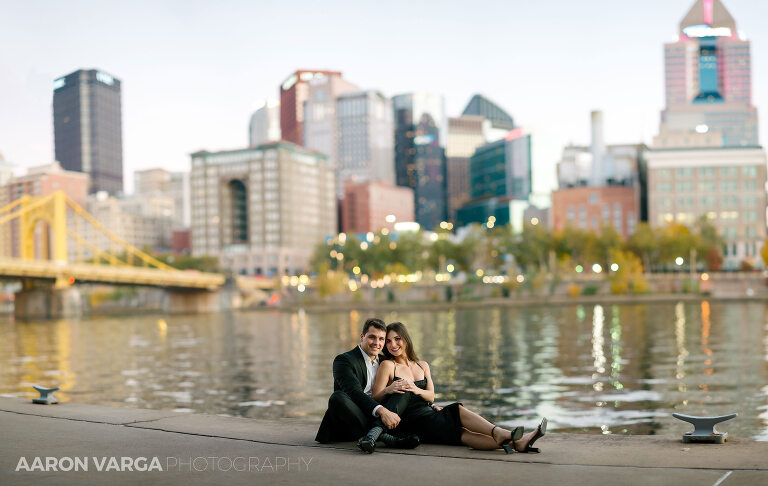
[380,432,420,449]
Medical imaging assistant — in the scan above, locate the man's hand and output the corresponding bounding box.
[377,408,401,429]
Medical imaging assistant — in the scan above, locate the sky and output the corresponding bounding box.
[2,0,768,196]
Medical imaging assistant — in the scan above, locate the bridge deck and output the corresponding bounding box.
[0,258,225,290]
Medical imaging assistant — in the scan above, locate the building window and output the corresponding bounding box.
[229,179,248,243]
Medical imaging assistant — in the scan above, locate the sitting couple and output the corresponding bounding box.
[315,318,546,454]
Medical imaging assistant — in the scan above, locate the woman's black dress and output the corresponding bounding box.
[385,365,464,446]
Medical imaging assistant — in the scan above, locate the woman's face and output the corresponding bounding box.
[386,331,405,357]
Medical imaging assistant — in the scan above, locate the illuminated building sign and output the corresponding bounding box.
[53,78,66,90]
[683,25,732,38]
[282,74,297,91]
[96,71,115,85]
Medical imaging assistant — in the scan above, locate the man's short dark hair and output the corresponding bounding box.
[361,318,386,335]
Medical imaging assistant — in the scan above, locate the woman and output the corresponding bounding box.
[366,322,546,453]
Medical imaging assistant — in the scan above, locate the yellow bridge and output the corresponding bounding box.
[0,190,224,290]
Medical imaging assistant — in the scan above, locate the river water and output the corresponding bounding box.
[1,302,767,439]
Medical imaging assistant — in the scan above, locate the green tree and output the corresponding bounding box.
[657,223,700,269]
[554,226,590,265]
[626,222,657,273]
[510,223,554,272]
[584,225,622,269]
[391,231,425,274]
[694,216,725,271]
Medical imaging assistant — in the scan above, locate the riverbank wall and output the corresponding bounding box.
[1,397,766,485]
[1,272,766,318]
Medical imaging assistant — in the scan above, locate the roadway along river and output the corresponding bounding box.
[1,302,767,439]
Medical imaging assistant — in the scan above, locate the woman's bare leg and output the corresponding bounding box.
[457,404,543,451]
[457,405,511,445]
[460,428,499,450]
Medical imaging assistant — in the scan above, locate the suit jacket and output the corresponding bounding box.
[315,347,381,442]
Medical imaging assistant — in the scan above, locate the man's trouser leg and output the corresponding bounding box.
[316,390,370,442]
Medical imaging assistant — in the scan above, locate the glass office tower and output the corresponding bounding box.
[53,69,124,194]
[393,93,447,230]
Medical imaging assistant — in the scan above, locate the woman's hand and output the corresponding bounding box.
[400,378,421,396]
[385,379,407,394]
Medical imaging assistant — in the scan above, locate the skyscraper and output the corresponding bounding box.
[302,74,359,180]
[279,69,342,146]
[462,94,515,131]
[190,142,336,276]
[647,0,766,268]
[446,95,516,221]
[336,90,395,192]
[656,0,757,148]
[456,129,533,232]
[393,93,447,230]
[52,69,124,194]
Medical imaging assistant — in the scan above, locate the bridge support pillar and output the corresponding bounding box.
[168,289,224,314]
[15,287,82,320]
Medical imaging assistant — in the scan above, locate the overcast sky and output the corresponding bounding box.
[2,0,767,195]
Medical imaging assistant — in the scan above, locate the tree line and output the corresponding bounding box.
[309,216,758,280]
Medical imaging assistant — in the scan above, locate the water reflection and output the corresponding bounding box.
[1,302,767,439]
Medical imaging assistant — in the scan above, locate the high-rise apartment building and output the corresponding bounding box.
[249,99,281,147]
[279,70,342,146]
[648,0,766,268]
[393,93,447,230]
[190,142,336,276]
[52,69,124,194]
[336,90,395,193]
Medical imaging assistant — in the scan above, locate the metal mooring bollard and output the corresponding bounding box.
[32,385,60,405]
[672,413,737,444]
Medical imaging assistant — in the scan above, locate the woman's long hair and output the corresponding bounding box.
[383,322,420,362]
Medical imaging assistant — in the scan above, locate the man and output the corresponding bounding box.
[315,318,418,452]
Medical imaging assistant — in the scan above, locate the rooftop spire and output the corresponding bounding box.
[679,0,736,38]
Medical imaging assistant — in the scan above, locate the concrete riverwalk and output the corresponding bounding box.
[0,397,766,485]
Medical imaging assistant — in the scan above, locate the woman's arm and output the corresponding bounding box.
[409,361,435,403]
[372,360,399,402]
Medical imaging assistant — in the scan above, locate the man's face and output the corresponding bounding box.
[360,328,386,358]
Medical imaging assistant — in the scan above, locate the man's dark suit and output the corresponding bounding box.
[315,347,382,443]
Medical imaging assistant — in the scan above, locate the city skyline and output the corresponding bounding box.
[3,0,768,195]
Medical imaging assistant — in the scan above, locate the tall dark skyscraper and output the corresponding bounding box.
[393,93,447,230]
[53,69,124,194]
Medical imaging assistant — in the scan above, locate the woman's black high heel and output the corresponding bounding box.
[493,426,524,454]
[519,418,547,453]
